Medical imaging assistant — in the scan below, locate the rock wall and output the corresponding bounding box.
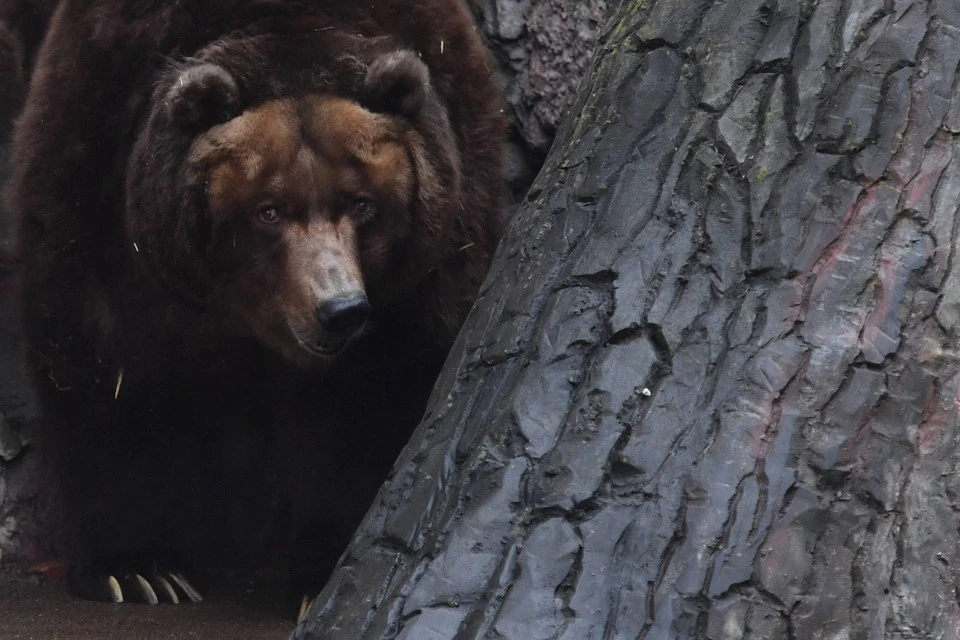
[0,108,47,567]
[0,0,58,568]
[468,0,607,198]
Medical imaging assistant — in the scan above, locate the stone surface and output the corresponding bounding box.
[0,70,40,565]
[467,0,607,196]
[0,413,23,462]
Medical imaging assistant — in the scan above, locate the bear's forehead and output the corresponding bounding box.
[191,97,395,166]
[188,96,411,215]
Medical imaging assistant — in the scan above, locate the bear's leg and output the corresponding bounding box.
[288,466,383,590]
[43,385,206,604]
[285,457,386,620]
[270,395,386,616]
[279,336,447,614]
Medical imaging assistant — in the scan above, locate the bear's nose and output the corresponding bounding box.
[316,294,371,336]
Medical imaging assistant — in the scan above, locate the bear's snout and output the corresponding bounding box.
[316,293,371,338]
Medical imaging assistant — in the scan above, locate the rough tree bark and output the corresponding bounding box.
[295,0,960,638]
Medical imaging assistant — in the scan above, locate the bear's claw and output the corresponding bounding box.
[67,573,125,603]
[149,574,179,604]
[297,594,311,623]
[72,570,202,604]
[166,571,203,603]
[106,575,124,603]
[121,573,159,604]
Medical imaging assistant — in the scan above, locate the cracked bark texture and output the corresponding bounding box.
[295,0,960,638]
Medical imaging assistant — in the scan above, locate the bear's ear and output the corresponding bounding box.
[163,63,240,132]
[362,50,430,118]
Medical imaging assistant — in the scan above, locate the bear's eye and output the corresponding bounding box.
[351,197,377,221]
[257,204,282,224]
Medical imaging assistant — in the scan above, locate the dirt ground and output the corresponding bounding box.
[0,569,295,640]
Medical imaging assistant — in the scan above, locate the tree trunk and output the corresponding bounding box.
[294,0,960,637]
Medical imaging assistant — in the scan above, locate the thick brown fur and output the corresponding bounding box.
[9,0,504,599]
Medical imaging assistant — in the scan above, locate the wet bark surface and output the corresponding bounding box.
[295,0,960,638]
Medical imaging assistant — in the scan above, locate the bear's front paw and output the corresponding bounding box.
[69,569,202,605]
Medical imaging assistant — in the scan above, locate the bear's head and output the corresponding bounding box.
[126,51,461,366]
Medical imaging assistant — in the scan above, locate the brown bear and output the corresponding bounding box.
[8,0,505,604]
